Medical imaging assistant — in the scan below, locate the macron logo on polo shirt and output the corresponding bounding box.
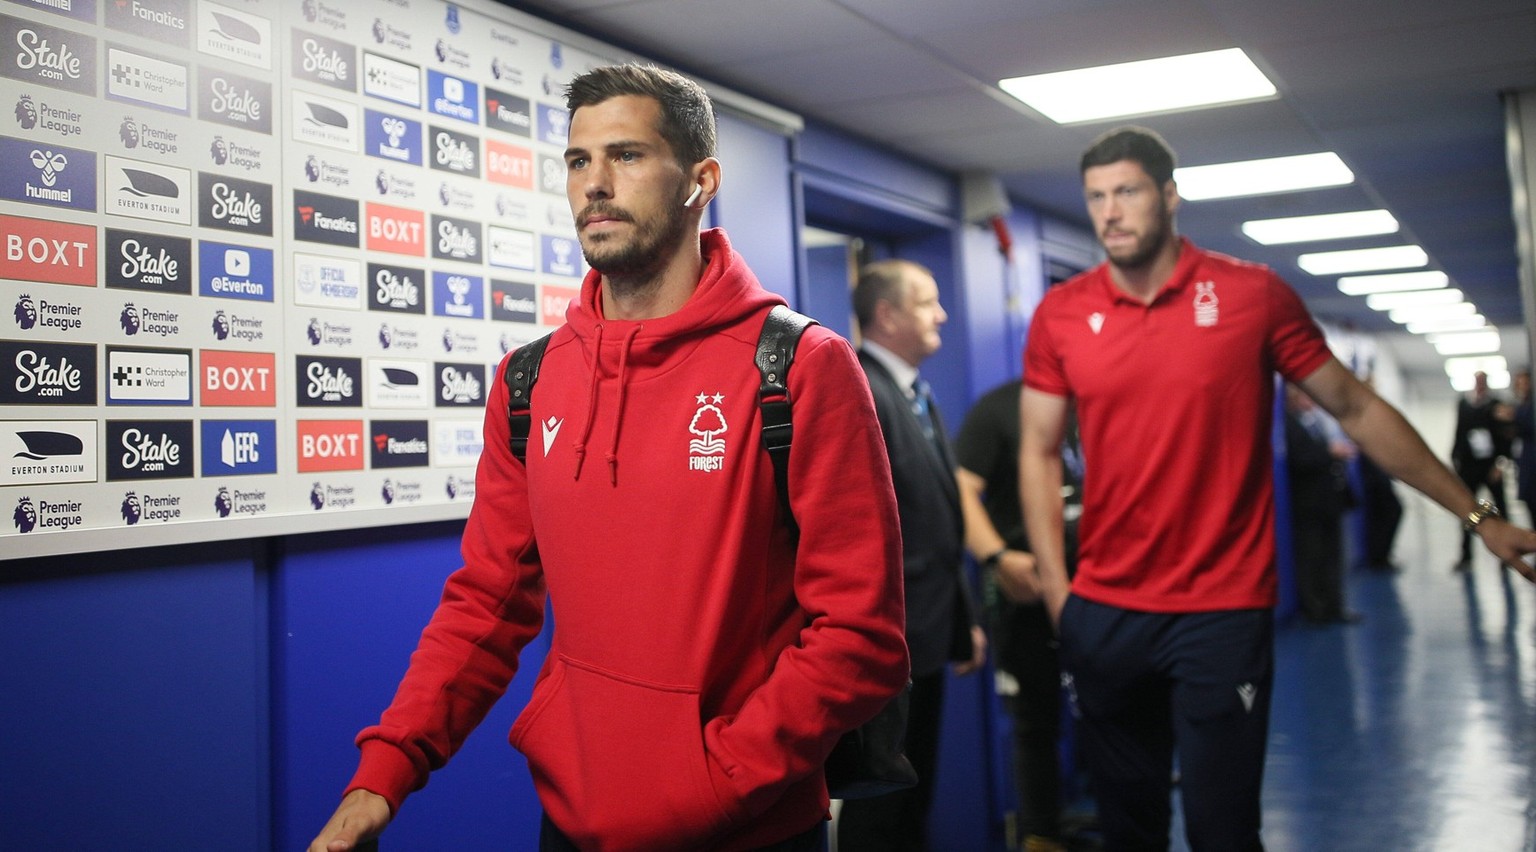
[1088,312,1105,334]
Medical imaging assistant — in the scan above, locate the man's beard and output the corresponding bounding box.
[578,197,689,290]
[1104,204,1172,272]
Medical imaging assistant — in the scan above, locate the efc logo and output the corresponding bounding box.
[296,419,363,471]
[199,349,276,406]
[200,419,277,476]
[0,214,96,286]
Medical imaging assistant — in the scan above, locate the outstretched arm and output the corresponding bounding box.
[1299,357,1536,578]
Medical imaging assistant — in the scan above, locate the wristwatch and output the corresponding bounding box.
[1464,499,1500,532]
[981,548,1007,568]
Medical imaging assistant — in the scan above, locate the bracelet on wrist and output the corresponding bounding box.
[1464,499,1500,532]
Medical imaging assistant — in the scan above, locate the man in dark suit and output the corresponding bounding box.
[839,258,986,852]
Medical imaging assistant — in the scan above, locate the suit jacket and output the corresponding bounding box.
[859,350,975,676]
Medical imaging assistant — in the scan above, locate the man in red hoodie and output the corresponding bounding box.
[310,64,910,852]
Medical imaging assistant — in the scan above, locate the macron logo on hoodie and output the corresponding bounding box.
[542,416,562,457]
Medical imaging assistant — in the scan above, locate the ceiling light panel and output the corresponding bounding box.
[1365,288,1463,310]
[1298,245,1427,275]
[1407,315,1487,334]
[1387,301,1476,324]
[1174,153,1353,201]
[1434,334,1503,357]
[1241,210,1398,245]
[1336,271,1449,296]
[998,48,1277,125]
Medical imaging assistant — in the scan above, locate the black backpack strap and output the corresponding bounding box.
[756,305,818,536]
[503,332,553,463]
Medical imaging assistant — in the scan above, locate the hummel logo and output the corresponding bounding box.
[1088,312,1105,334]
[1237,682,1257,713]
[541,416,562,457]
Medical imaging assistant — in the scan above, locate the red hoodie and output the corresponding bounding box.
[347,229,909,850]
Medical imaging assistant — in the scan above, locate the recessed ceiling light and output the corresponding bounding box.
[1337,270,1449,295]
[1174,153,1353,201]
[1407,315,1486,335]
[1298,245,1427,276]
[1241,210,1398,245]
[998,48,1277,125]
[1365,288,1463,310]
[1388,302,1476,324]
[1434,334,1503,357]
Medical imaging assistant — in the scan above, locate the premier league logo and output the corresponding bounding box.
[119,118,139,148]
[307,318,323,346]
[120,304,141,335]
[379,323,393,349]
[446,475,458,500]
[381,478,395,504]
[13,497,38,533]
[210,136,229,165]
[14,295,37,330]
[371,18,386,43]
[441,327,454,353]
[16,95,37,130]
[305,155,321,182]
[212,311,230,340]
[214,487,233,518]
[375,170,390,195]
[310,482,325,510]
[121,492,142,525]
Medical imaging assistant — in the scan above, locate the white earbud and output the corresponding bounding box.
[683,185,704,208]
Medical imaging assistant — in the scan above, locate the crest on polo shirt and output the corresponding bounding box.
[688,391,727,472]
[1088,312,1105,334]
[1194,281,1218,327]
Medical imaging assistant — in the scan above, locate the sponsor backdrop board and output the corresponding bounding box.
[0,0,690,557]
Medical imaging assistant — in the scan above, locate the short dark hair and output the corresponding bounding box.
[1080,126,1176,187]
[853,259,926,327]
[565,64,717,167]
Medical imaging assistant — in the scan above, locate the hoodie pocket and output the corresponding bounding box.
[510,655,737,848]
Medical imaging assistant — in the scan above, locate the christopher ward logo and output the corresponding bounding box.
[2,420,97,486]
[370,419,429,468]
[2,16,97,95]
[363,52,420,107]
[0,136,95,211]
[293,30,354,91]
[368,262,425,313]
[487,225,535,272]
[199,3,270,69]
[431,214,480,263]
[105,230,191,294]
[199,242,273,302]
[107,45,189,114]
[294,190,359,247]
[296,419,363,472]
[200,349,275,406]
[199,68,271,134]
[429,125,478,177]
[200,419,276,476]
[106,0,190,47]
[296,354,361,407]
[2,214,95,286]
[1,340,95,405]
[201,173,271,235]
[106,420,193,480]
[365,109,421,164]
[107,345,192,405]
[434,361,483,407]
[105,155,189,224]
[293,91,357,151]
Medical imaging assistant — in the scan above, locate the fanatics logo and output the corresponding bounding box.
[1194,281,1218,327]
[688,392,727,472]
[1088,312,1105,335]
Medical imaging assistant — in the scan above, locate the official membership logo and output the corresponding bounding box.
[688,392,728,472]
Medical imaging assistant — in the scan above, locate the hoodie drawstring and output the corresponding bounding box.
[606,325,641,485]
[571,323,641,486]
[571,323,604,482]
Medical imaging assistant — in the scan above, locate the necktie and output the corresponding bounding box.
[911,378,935,441]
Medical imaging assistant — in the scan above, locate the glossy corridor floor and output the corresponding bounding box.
[1194,493,1536,852]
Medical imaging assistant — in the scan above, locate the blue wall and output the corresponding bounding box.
[0,106,1066,852]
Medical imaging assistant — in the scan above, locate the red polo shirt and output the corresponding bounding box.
[1024,239,1332,612]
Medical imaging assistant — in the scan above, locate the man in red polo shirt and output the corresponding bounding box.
[1019,126,1536,851]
